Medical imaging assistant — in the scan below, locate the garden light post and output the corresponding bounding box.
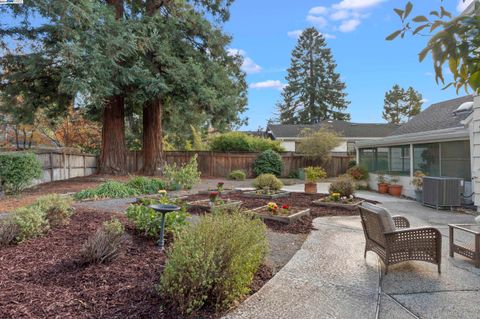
[149,204,181,251]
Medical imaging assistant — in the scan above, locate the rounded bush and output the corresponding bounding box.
[209,132,285,152]
[329,177,355,197]
[252,149,283,176]
[229,170,246,181]
[253,173,284,191]
[0,152,42,194]
[346,165,368,181]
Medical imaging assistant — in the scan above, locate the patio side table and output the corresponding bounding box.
[449,224,480,268]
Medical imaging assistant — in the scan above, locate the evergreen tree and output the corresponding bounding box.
[278,27,350,124]
[382,84,423,124]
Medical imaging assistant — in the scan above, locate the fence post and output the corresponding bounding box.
[83,154,86,176]
[49,152,54,182]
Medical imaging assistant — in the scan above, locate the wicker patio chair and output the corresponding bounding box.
[359,203,442,274]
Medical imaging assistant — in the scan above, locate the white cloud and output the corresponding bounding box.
[333,0,385,10]
[287,29,303,38]
[309,6,328,15]
[330,10,350,21]
[250,80,285,90]
[322,33,337,39]
[457,0,474,12]
[306,15,328,28]
[339,19,361,32]
[420,98,429,104]
[227,48,262,74]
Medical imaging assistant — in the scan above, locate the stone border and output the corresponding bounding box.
[312,199,364,211]
[248,205,310,224]
[242,190,291,199]
[196,189,236,195]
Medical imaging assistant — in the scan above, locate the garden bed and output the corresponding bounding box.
[187,198,243,211]
[0,208,272,318]
[312,198,364,211]
[242,190,291,199]
[248,205,311,224]
[197,188,236,195]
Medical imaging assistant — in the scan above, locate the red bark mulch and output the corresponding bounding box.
[0,208,273,319]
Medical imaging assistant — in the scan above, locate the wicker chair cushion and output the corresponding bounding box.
[362,202,396,233]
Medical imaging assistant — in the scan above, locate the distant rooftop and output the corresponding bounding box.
[267,120,399,139]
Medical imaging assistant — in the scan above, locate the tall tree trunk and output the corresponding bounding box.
[98,0,127,175]
[142,0,165,175]
[142,98,163,175]
[98,95,127,174]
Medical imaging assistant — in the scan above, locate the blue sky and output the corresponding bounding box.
[224,0,474,130]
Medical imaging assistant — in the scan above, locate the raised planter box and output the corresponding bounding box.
[187,199,243,212]
[312,199,364,211]
[247,205,310,224]
[197,188,236,195]
[242,190,290,199]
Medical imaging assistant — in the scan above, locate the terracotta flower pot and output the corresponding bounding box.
[388,184,403,197]
[377,183,389,194]
[304,182,317,194]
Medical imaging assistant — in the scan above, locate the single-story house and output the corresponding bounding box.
[266,121,399,155]
[356,95,477,204]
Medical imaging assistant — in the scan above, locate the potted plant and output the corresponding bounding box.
[388,175,403,197]
[377,173,389,194]
[304,166,327,194]
[411,171,425,202]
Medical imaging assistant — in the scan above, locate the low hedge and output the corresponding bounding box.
[0,152,42,194]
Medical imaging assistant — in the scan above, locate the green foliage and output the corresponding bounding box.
[158,209,268,315]
[80,218,125,264]
[388,2,480,92]
[31,194,74,227]
[229,169,246,181]
[125,197,188,237]
[209,132,285,152]
[253,174,284,191]
[382,85,423,124]
[296,128,340,165]
[348,159,357,168]
[74,180,140,200]
[278,27,350,124]
[11,206,49,243]
[0,152,42,194]
[329,177,355,197]
[163,154,201,190]
[252,149,283,176]
[346,166,369,181]
[304,166,327,182]
[126,176,166,195]
[288,169,301,179]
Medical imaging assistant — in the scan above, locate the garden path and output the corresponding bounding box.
[224,193,480,319]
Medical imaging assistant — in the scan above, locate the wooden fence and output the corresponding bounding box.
[127,151,352,178]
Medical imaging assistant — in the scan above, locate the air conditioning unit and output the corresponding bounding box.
[422,177,463,209]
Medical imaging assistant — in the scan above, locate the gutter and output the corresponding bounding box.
[356,127,469,148]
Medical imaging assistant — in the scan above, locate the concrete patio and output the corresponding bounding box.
[225,191,480,319]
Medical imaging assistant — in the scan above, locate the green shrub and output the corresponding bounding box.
[74,180,139,200]
[209,132,285,152]
[288,169,300,179]
[346,165,368,181]
[80,218,125,264]
[31,194,74,227]
[253,173,284,191]
[0,220,19,247]
[126,176,166,194]
[348,159,357,168]
[304,166,327,182]
[159,210,268,315]
[163,154,201,190]
[11,206,49,243]
[126,197,188,237]
[252,149,283,176]
[329,177,355,197]
[296,128,341,165]
[229,170,246,181]
[0,152,42,194]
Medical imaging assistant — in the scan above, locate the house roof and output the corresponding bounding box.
[390,95,474,136]
[267,120,399,139]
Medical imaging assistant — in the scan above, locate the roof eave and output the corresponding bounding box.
[356,127,469,148]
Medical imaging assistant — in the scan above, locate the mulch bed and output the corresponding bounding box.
[0,208,273,319]
[184,192,361,234]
